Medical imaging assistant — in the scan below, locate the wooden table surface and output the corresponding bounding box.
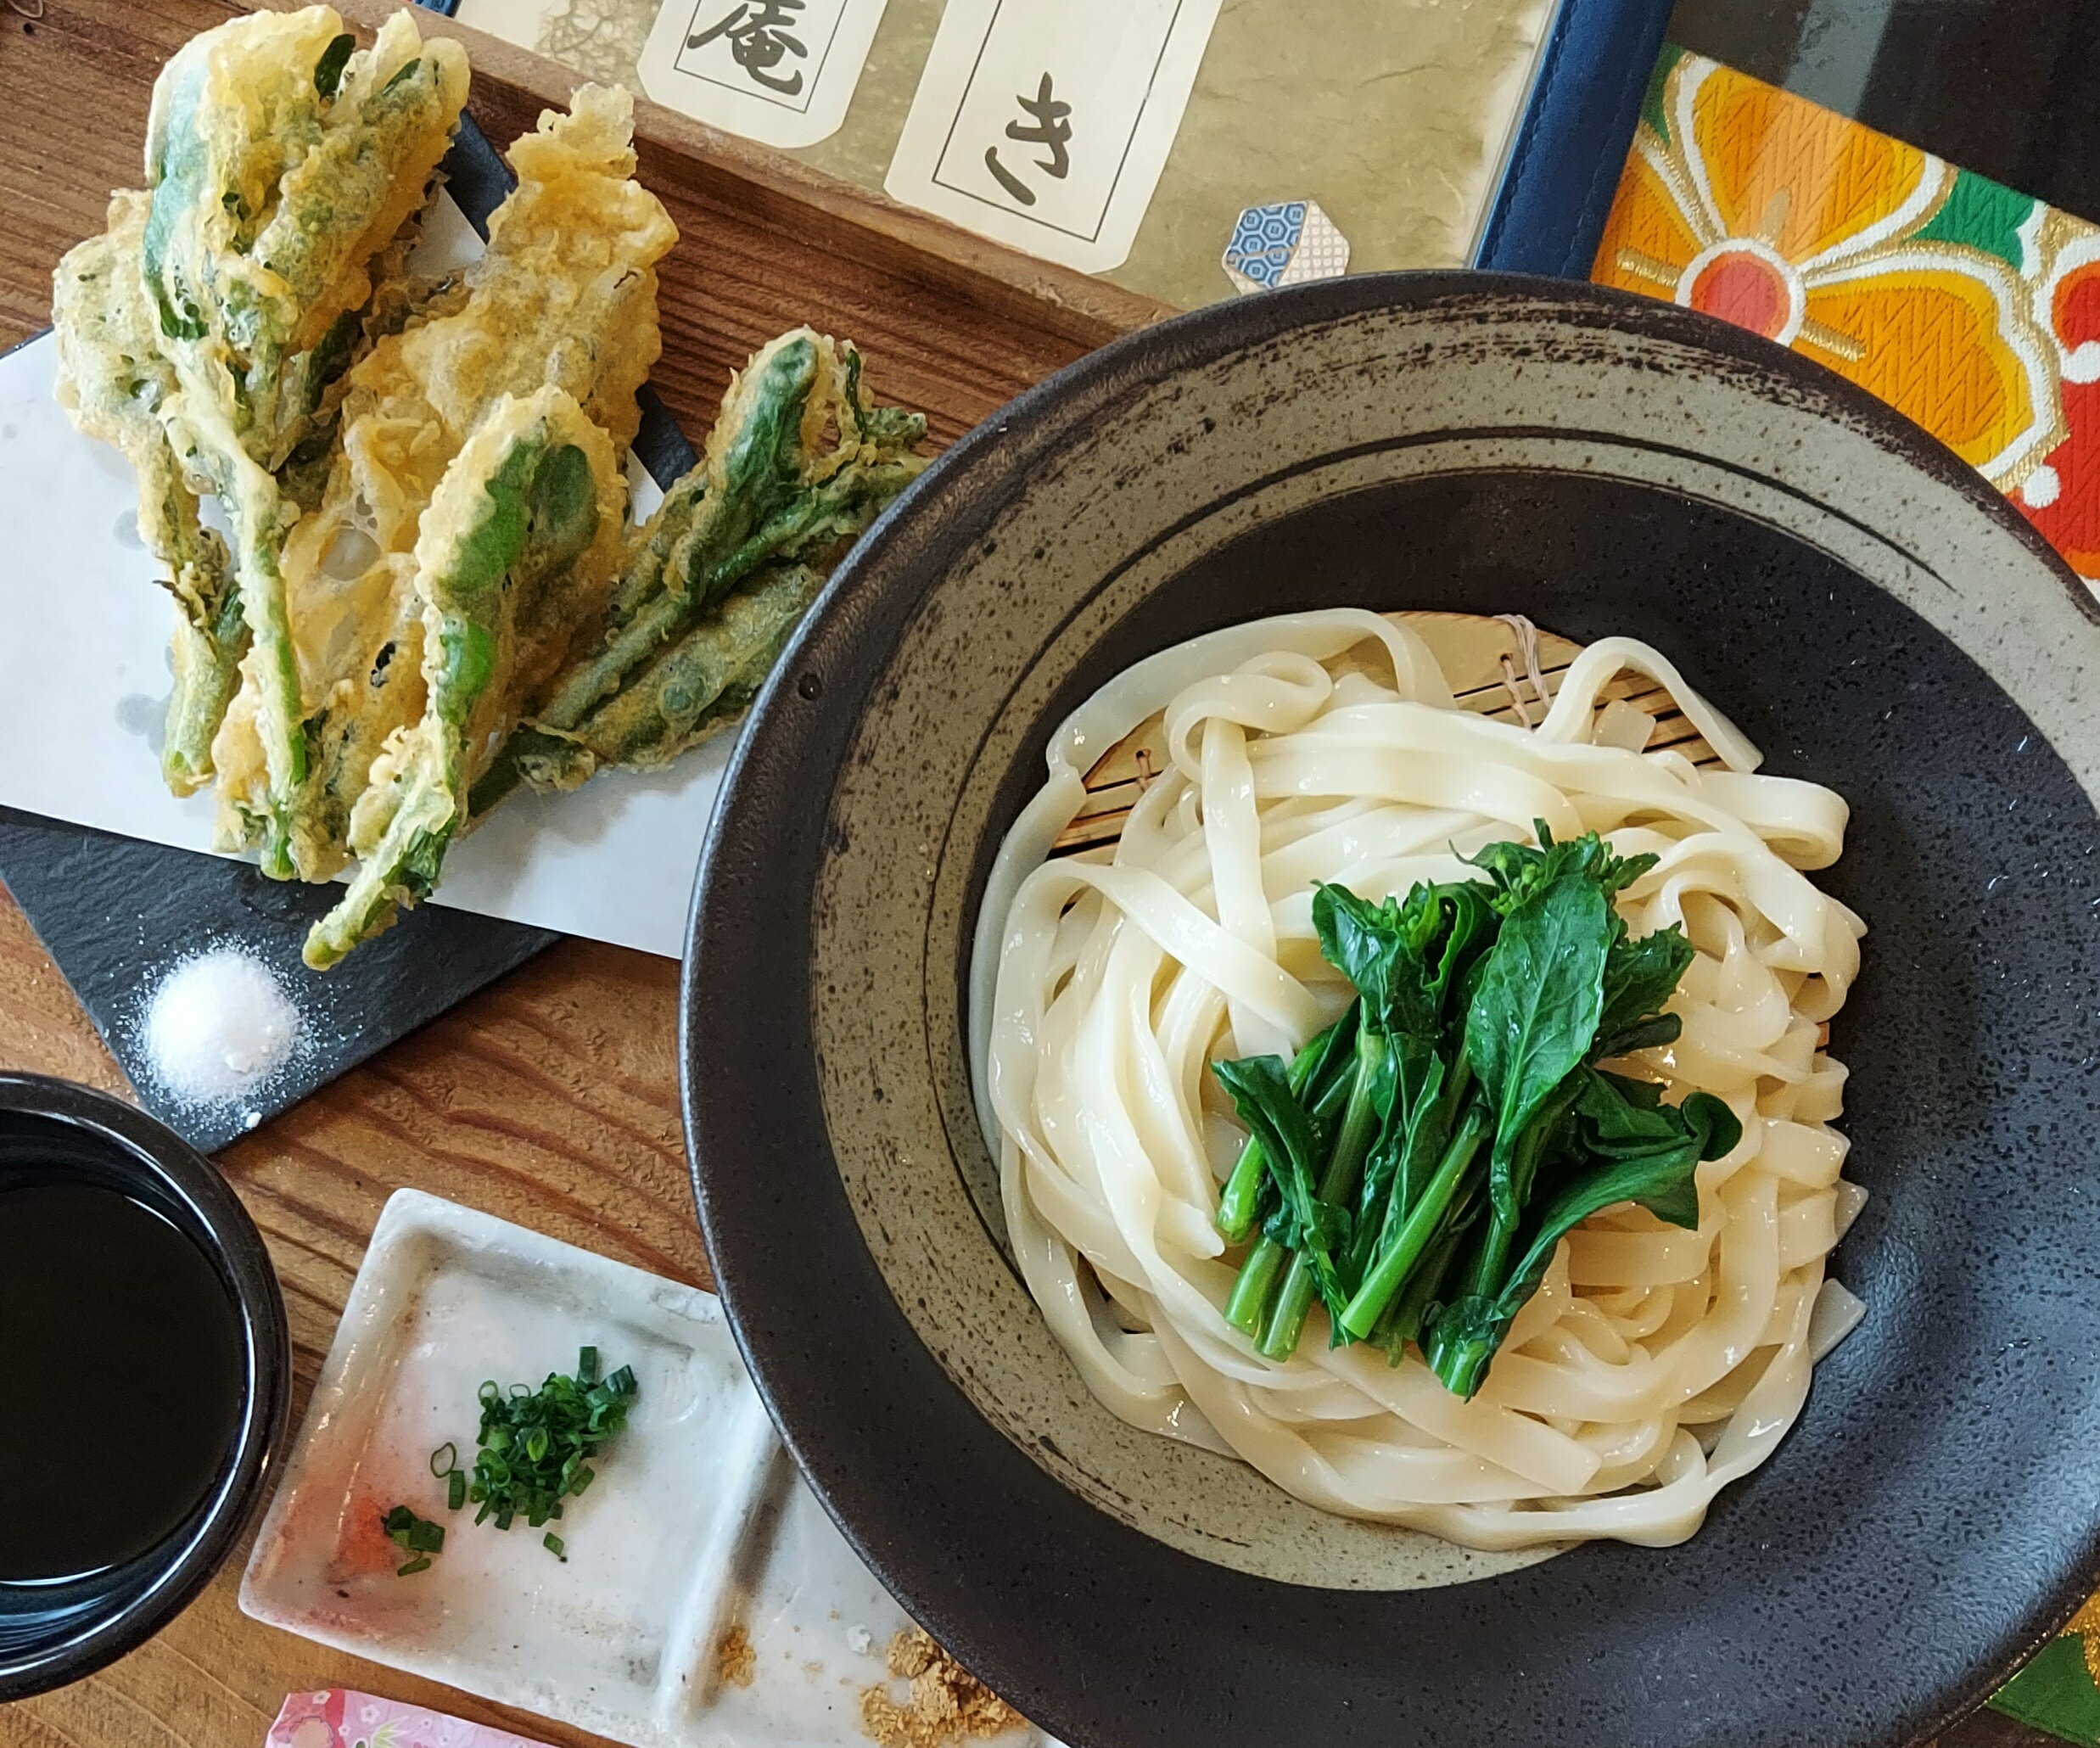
[0,8,2062,1747]
[0,3,1107,1743]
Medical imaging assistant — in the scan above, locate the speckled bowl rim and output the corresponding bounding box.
[681,272,2100,1748]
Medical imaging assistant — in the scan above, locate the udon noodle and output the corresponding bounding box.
[972,610,1868,1549]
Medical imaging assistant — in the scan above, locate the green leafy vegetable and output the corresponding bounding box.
[1346,1046,1448,1287]
[1212,1056,1348,1330]
[1326,880,1489,1338]
[471,331,927,815]
[1464,825,1658,914]
[313,31,356,98]
[1224,869,1492,1353]
[1255,1024,1391,1359]
[1422,1074,1740,1397]
[1594,919,1696,1062]
[1313,879,1494,1046]
[1375,1211,1476,1355]
[1210,828,1737,1398]
[1312,884,1425,1034]
[1465,872,1611,1216]
[1338,1103,1491,1340]
[382,1503,445,1576]
[1216,1006,1357,1244]
[1431,871,1614,1376]
[305,401,605,967]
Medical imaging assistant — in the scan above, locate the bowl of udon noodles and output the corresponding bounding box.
[682,274,2100,1748]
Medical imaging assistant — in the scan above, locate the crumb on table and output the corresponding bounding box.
[858,1628,1027,1748]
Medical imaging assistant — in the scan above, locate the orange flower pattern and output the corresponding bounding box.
[1594,50,2100,597]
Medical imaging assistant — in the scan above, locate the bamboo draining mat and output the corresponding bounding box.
[1056,613,1721,857]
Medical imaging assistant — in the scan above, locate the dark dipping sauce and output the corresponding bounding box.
[0,1184,244,1583]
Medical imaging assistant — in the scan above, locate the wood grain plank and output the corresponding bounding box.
[0,881,135,1099]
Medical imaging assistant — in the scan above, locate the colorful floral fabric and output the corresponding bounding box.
[1593,48,2100,600]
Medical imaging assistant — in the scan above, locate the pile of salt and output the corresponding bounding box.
[142,948,300,1107]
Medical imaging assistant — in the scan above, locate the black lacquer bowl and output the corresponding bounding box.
[0,1074,288,1699]
[682,275,2100,1748]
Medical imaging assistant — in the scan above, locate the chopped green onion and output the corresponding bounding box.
[425,1348,637,1560]
[382,1504,445,1573]
[543,1532,565,1560]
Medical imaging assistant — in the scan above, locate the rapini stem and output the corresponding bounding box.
[1256,1028,1387,1360]
[1216,1022,1340,1243]
[1338,1105,1490,1341]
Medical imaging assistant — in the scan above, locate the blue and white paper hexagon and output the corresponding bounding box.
[1223,199,1351,294]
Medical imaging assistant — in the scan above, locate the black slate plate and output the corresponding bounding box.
[0,114,697,1153]
[0,807,555,1152]
[682,276,2100,1748]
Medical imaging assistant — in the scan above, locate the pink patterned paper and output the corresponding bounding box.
[266,1690,557,1748]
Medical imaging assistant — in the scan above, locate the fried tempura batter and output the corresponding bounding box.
[212,82,678,873]
[53,7,928,966]
[53,192,241,795]
[305,386,624,966]
[58,7,467,873]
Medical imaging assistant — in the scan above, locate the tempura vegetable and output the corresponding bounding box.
[53,9,931,966]
[143,8,468,875]
[509,563,823,789]
[212,81,678,872]
[316,328,925,963]
[476,329,927,806]
[305,387,623,967]
[143,8,469,469]
[53,193,242,793]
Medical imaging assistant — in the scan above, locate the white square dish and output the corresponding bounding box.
[241,1191,1016,1748]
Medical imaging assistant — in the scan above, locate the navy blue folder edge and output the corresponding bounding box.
[1471,0,1677,277]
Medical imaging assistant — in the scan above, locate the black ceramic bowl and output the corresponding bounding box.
[0,1073,288,1700]
[683,275,2100,1748]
